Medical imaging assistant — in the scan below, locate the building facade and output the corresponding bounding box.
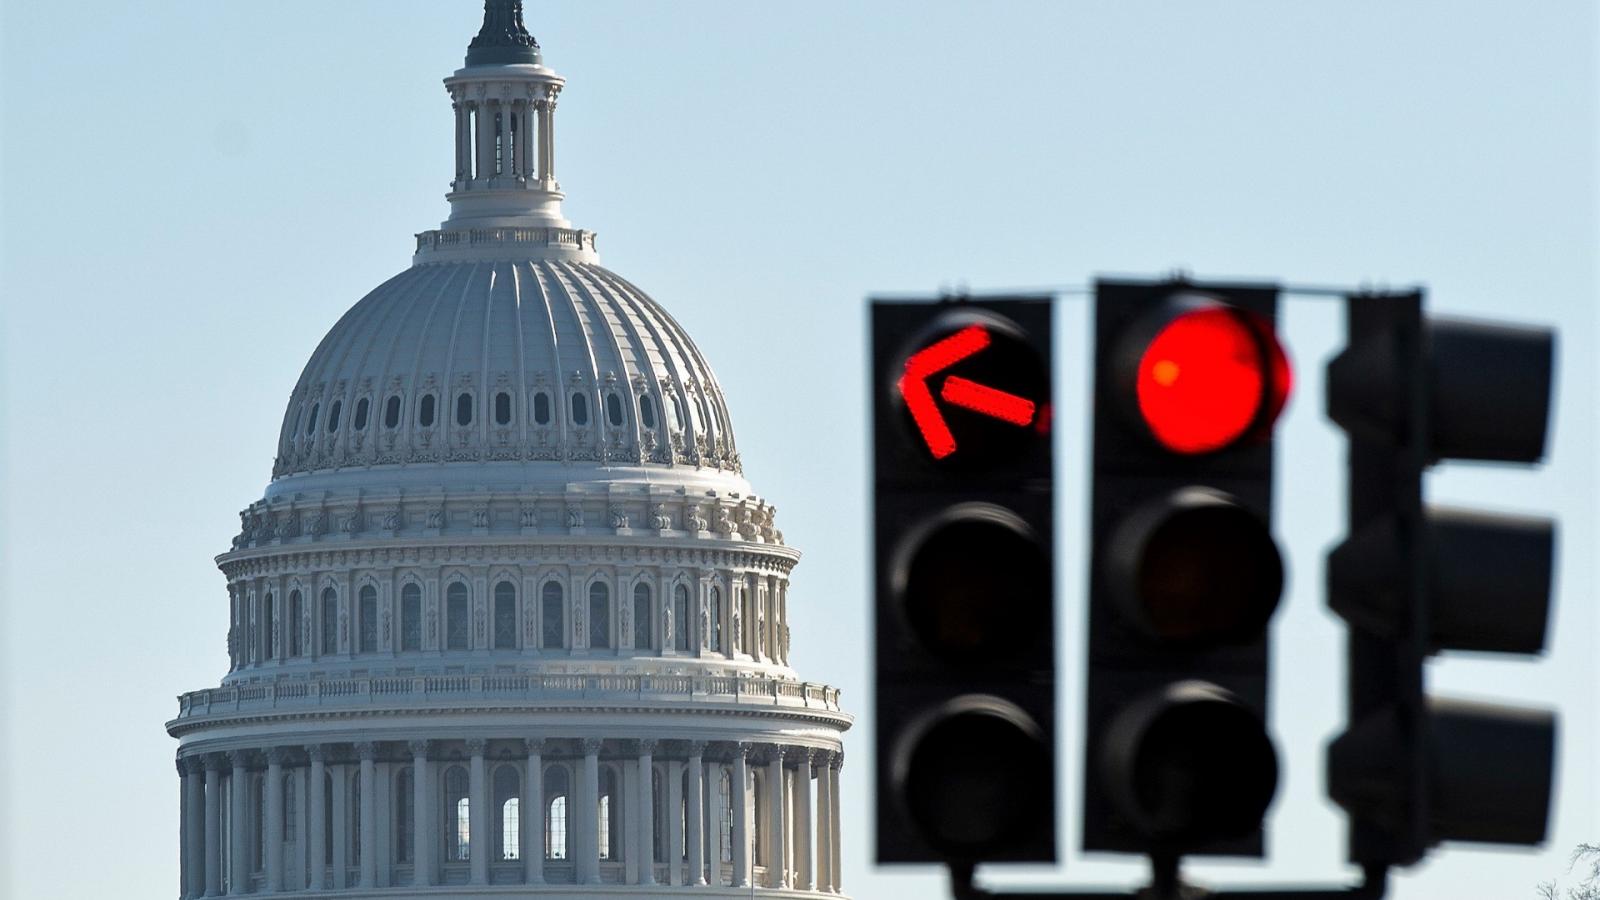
[166,3,850,897]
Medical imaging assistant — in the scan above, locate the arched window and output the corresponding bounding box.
[358,585,377,653]
[709,586,723,653]
[673,585,690,651]
[327,399,342,433]
[633,583,652,650]
[493,765,521,861]
[305,403,320,437]
[670,394,687,431]
[605,392,624,427]
[541,582,564,649]
[588,582,611,649]
[533,392,551,425]
[288,590,303,657]
[456,392,473,426]
[598,767,619,860]
[494,391,512,426]
[401,583,422,651]
[263,593,276,660]
[544,766,569,860]
[384,396,401,429]
[321,588,338,655]
[283,775,297,841]
[353,397,370,431]
[494,581,517,650]
[570,393,588,426]
[395,767,414,863]
[639,395,656,429]
[444,765,470,862]
[718,769,733,863]
[446,582,469,650]
[419,394,436,428]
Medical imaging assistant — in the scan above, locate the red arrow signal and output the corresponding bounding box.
[899,324,1040,459]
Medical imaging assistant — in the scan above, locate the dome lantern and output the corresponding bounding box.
[426,0,596,259]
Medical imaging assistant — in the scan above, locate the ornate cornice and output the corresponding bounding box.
[224,492,791,565]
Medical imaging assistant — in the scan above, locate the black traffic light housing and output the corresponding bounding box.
[1326,290,1558,866]
[872,297,1055,865]
[1084,277,1288,858]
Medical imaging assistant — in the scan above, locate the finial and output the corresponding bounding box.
[466,0,541,67]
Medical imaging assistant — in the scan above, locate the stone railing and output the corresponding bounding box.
[414,226,597,254]
[175,672,843,720]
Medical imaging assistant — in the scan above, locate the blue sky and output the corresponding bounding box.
[2,2,1594,898]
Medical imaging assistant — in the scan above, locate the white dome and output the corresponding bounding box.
[169,5,849,897]
[272,258,742,493]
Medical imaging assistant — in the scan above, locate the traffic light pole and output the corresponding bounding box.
[948,861,1389,900]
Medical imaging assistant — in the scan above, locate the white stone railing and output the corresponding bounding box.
[414,226,597,254]
[175,673,843,719]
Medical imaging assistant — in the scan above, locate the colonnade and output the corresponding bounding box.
[175,738,842,896]
[451,87,557,191]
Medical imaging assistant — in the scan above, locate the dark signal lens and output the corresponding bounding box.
[898,506,1050,663]
[897,697,1053,857]
[1135,306,1291,455]
[1106,488,1283,645]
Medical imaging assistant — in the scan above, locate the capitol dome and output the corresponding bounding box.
[168,3,849,898]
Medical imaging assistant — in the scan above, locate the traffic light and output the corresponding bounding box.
[872,297,1055,864]
[1084,278,1290,857]
[1325,290,1558,866]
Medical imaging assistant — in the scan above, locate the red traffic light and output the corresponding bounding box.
[894,311,1050,467]
[1130,300,1291,455]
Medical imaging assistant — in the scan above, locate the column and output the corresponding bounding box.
[579,738,602,884]
[816,756,832,893]
[636,740,656,885]
[830,753,843,893]
[183,759,206,898]
[178,760,193,898]
[330,764,348,889]
[205,756,223,896]
[704,761,723,886]
[452,99,467,185]
[296,762,310,890]
[516,99,532,179]
[537,100,554,186]
[474,96,494,181]
[409,741,433,886]
[686,742,706,886]
[796,750,814,890]
[524,740,545,884]
[767,747,787,888]
[467,739,489,884]
[228,751,249,895]
[265,749,285,892]
[306,747,326,891]
[666,760,683,886]
[731,744,750,888]
[357,743,377,888]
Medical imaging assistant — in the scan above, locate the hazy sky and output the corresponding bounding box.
[2,2,1595,899]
